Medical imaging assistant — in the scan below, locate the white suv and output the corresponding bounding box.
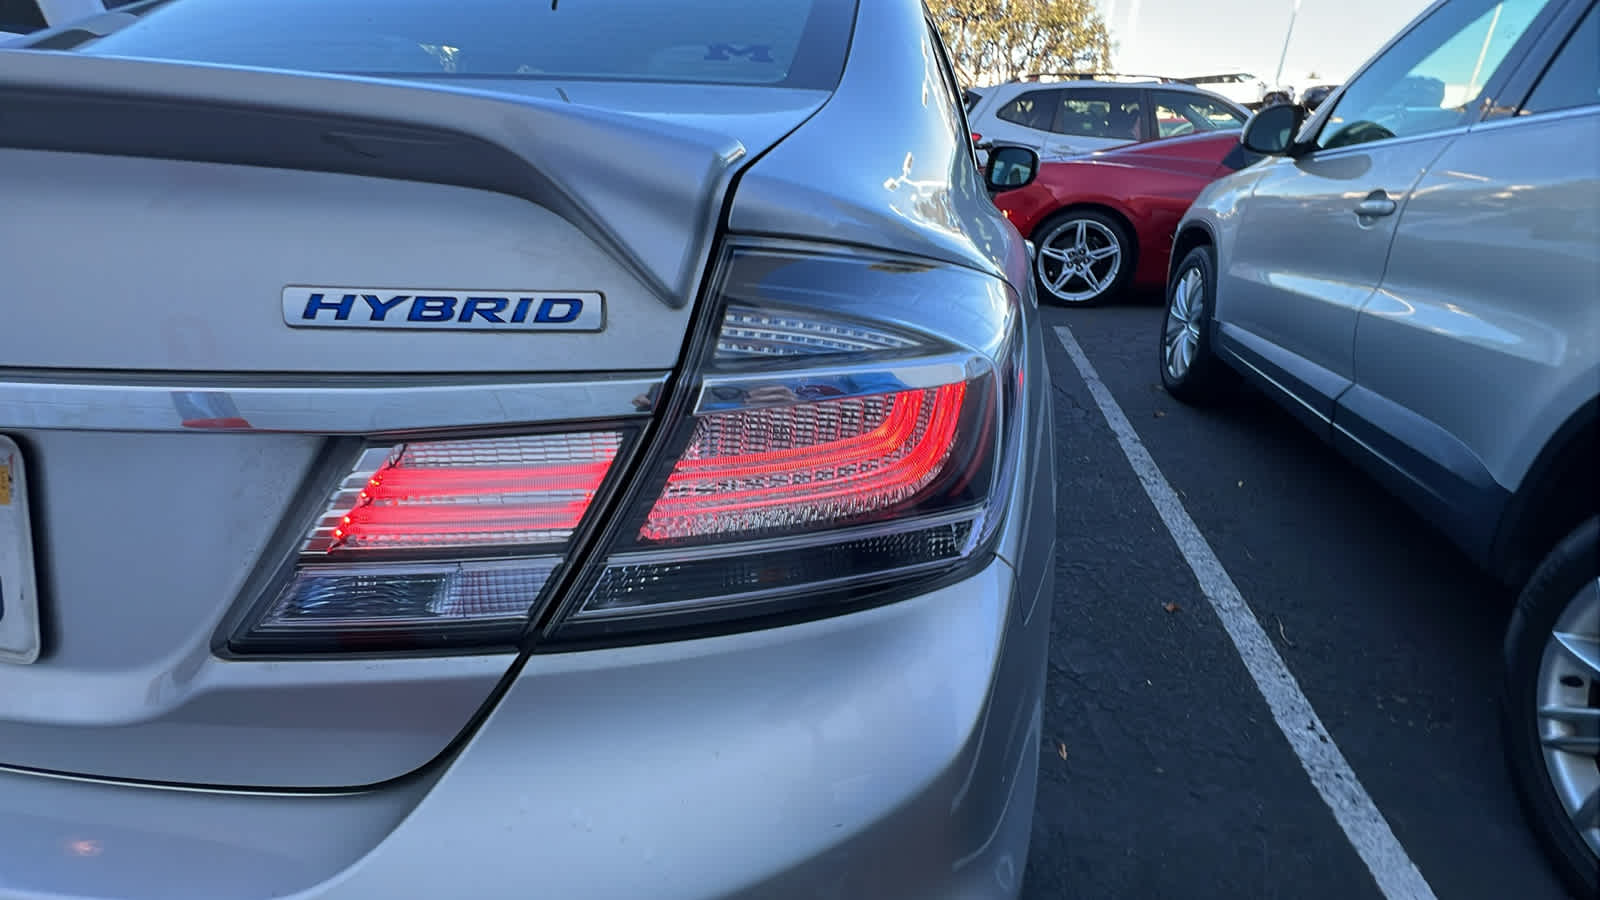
[967,76,1249,159]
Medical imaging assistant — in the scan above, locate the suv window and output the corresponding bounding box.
[1152,90,1247,136]
[1318,0,1555,150]
[1055,89,1143,140]
[996,90,1060,131]
[82,0,856,89]
[0,0,46,33]
[1523,1,1599,114]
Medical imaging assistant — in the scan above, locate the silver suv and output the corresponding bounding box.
[1160,0,1599,892]
[0,1,1057,897]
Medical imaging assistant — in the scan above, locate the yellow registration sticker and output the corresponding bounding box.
[0,458,10,506]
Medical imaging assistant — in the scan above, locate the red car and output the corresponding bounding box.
[992,129,1262,306]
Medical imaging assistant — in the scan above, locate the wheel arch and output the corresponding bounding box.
[1169,222,1216,285]
[1492,395,1600,587]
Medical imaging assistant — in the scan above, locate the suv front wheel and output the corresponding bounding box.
[1503,515,1600,899]
[1159,245,1236,403]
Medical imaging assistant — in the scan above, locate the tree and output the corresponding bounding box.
[936,0,1113,88]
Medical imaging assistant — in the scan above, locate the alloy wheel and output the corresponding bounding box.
[1163,265,1204,382]
[1536,576,1600,859]
[1035,218,1123,304]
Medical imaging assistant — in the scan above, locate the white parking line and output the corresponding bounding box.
[1052,325,1438,900]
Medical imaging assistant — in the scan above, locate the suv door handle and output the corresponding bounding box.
[1355,191,1397,218]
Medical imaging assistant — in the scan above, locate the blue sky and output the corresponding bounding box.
[1098,0,1435,86]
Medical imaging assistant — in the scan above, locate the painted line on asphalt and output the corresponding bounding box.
[1052,324,1438,900]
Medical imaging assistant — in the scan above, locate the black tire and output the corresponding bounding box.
[1503,516,1600,900]
[1158,245,1236,404]
[1031,209,1135,307]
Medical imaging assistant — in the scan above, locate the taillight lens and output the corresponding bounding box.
[231,432,626,653]
[305,434,619,553]
[714,305,920,359]
[544,244,1021,643]
[640,382,967,541]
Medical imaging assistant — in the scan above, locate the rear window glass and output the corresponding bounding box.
[1056,90,1143,139]
[1153,90,1247,136]
[996,90,1058,130]
[82,0,857,89]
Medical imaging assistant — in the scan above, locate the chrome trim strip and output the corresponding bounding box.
[694,352,986,413]
[1295,124,1471,161]
[0,762,374,797]
[1471,103,1600,132]
[0,372,666,434]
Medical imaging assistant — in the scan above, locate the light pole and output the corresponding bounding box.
[1121,0,1142,72]
[1100,0,1121,68]
[1273,0,1302,91]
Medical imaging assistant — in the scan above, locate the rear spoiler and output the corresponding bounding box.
[0,50,748,308]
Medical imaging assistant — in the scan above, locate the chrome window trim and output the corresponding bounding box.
[1301,124,1471,160]
[1472,101,1600,131]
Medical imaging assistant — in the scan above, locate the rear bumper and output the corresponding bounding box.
[0,556,1051,900]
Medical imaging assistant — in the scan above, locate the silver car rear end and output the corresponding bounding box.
[0,0,1055,896]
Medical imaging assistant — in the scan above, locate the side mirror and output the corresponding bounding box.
[985,145,1040,193]
[1241,103,1307,155]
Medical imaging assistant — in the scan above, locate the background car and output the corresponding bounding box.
[967,74,1249,160]
[0,0,1057,897]
[1260,87,1296,107]
[1177,71,1271,108]
[1299,83,1339,110]
[990,129,1262,306]
[1160,0,1599,893]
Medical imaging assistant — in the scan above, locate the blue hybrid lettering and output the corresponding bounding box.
[362,295,411,321]
[534,298,584,324]
[408,296,457,322]
[290,290,595,328]
[302,293,356,321]
[459,297,508,323]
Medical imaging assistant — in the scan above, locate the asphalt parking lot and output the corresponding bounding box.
[1020,296,1572,900]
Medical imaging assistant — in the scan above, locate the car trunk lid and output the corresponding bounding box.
[0,51,826,787]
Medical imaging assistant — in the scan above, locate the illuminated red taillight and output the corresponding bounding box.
[232,432,626,653]
[642,384,966,541]
[323,436,619,552]
[563,358,1000,631]
[531,244,1023,641]
[971,132,984,144]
